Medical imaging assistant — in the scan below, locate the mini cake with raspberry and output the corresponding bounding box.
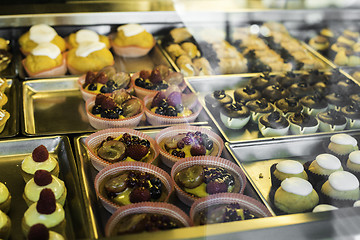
[0,182,10,214]
[0,210,11,240]
[149,91,193,118]
[27,223,65,240]
[21,145,59,183]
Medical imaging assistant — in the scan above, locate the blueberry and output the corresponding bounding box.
[102,110,119,119]
[140,139,150,148]
[91,105,102,115]
[159,99,169,108]
[150,187,162,199]
[144,82,154,90]
[88,83,97,91]
[150,178,162,188]
[155,107,165,115]
[157,82,169,90]
[114,107,123,115]
[100,86,112,93]
[204,139,213,150]
[106,80,115,87]
[135,78,145,87]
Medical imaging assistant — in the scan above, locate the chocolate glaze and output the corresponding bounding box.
[337,79,360,95]
[250,73,271,91]
[262,84,290,103]
[234,86,261,103]
[317,109,346,125]
[259,111,289,129]
[221,103,250,118]
[341,104,360,120]
[246,98,274,113]
[288,112,318,128]
[289,81,314,98]
[350,93,360,105]
[325,91,350,107]
[300,94,328,109]
[275,98,303,114]
[205,90,233,107]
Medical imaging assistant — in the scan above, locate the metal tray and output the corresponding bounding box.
[22,78,209,136]
[186,73,360,143]
[0,135,90,239]
[226,131,360,215]
[73,127,266,239]
[1,78,19,138]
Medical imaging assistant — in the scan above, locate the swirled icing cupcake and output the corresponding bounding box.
[0,182,10,214]
[246,98,274,123]
[341,104,360,129]
[234,86,261,103]
[205,90,233,108]
[0,210,10,240]
[271,160,308,188]
[258,111,289,137]
[21,145,59,183]
[220,103,250,129]
[275,98,303,117]
[300,94,328,117]
[288,112,319,135]
[317,109,347,132]
[28,223,64,240]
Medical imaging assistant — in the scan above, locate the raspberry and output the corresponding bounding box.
[140,70,151,80]
[36,189,56,214]
[32,145,49,163]
[95,72,108,84]
[101,97,117,110]
[126,144,149,161]
[206,181,228,194]
[190,144,206,156]
[28,224,49,240]
[84,71,96,87]
[129,187,151,203]
[151,91,166,108]
[34,170,52,186]
[149,68,162,84]
[95,94,107,106]
[166,92,182,107]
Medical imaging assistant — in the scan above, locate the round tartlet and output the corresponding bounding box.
[258,111,290,137]
[155,125,223,168]
[288,112,319,135]
[0,183,10,214]
[190,193,272,225]
[317,109,347,132]
[270,160,308,188]
[171,156,247,206]
[105,202,191,237]
[85,128,160,171]
[94,162,174,213]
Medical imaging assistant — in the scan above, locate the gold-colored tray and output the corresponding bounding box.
[0,78,19,138]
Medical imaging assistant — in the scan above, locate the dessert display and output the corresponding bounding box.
[94,162,173,213]
[111,23,155,57]
[18,24,66,55]
[27,223,65,240]
[23,169,67,206]
[67,29,110,49]
[258,111,290,137]
[22,42,67,78]
[0,38,12,72]
[220,103,251,130]
[22,189,66,236]
[171,156,246,206]
[270,160,308,188]
[0,210,10,240]
[288,112,319,135]
[85,128,159,171]
[105,202,191,237]
[20,145,60,183]
[0,182,10,214]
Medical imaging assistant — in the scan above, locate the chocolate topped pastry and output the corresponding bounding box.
[288,112,318,129]
[234,86,261,103]
[337,79,360,95]
[350,93,360,105]
[307,70,329,86]
[275,98,303,116]
[259,111,289,129]
[325,91,350,109]
[317,109,347,132]
[221,103,250,118]
[341,104,360,121]
[205,90,233,108]
[300,94,328,117]
[262,84,290,103]
[289,81,314,99]
[276,72,297,88]
[246,98,274,113]
[309,35,330,52]
[250,73,271,91]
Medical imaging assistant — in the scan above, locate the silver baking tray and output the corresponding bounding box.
[186,73,360,143]
[21,78,210,136]
[0,135,90,239]
[73,127,268,239]
[1,78,19,138]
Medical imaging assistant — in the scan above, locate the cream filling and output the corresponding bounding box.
[349,151,360,164]
[29,24,57,44]
[21,155,57,175]
[0,110,5,121]
[330,133,358,146]
[0,182,9,203]
[75,41,106,57]
[31,42,60,59]
[75,29,99,43]
[329,171,359,191]
[0,210,7,228]
[316,154,342,170]
[24,203,64,228]
[117,24,145,37]
[25,177,65,202]
[276,160,304,175]
[312,204,338,212]
[281,177,313,196]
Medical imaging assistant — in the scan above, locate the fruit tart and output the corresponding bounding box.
[85,128,159,171]
[78,66,132,101]
[94,162,173,213]
[171,156,247,206]
[156,125,223,167]
[86,90,144,129]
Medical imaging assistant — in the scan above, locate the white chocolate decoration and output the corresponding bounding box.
[316,154,342,170]
[330,133,357,146]
[75,29,99,44]
[25,176,65,202]
[349,151,360,164]
[0,182,9,203]
[117,24,145,37]
[29,24,57,44]
[75,41,106,57]
[354,200,360,207]
[329,171,359,191]
[0,210,7,228]
[0,110,5,121]
[24,202,64,228]
[276,160,304,174]
[312,204,338,212]
[31,42,60,59]
[49,231,65,240]
[21,155,57,174]
[281,177,313,196]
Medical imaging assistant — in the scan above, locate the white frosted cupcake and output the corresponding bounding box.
[0,182,10,214]
[271,160,308,188]
[312,204,338,212]
[354,200,360,207]
[346,151,360,176]
[327,133,358,161]
[0,210,11,240]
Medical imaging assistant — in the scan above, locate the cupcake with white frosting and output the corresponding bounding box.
[67,29,110,49]
[320,171,360,207]
[270,160,308,188]
[312,204,338,212]
[345,151,360,178]
[327,133,358,161]
[274,177,319,214]
[0,210,11,240]
[354,200,360,207]
[0,182,10,214]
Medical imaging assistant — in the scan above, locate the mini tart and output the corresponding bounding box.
[288,112,319,135]
[67,29,110,49]
[23,54,67,78]
[271,160,308,189]
[300,95,328,117]
[0,182,10,214]
[0,210,11,240]
[274,177,319,214]
[317,109,347,132]
[27,224,65,240]
[275,98,303,117]
[0,109,10,133]
[327,133,358,159]
[171,156,247,206]
[94,162,173,213]
[258,111,289,137]
[233,86,261,103]
[246,98,275,123]
[309,35,330,52]
[220,103,250,130]
[341,104,360,129]
[105,202,191,237]
[205,90,233,108]
[320,171,360,207]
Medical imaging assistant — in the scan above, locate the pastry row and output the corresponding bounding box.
[0,78,9,134]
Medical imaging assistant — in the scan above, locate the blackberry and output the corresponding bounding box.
[150,178,162,189]
[186,132,195,137]
[88,83,97,91]
[100,86,112,93]
[135,78,145,87]
[126,178,137,188]
[114,107,123,115]
[106,80,115,87]
[165,107,177,117]
[182,136,193,145]
[204,139,213,150]
[159,99,169,108]
[195,131,202,136]
[104,110,119,119]
[91,105,102,115]
[140,139,150,148]
[131,136,140,144]
[150,187,162,199]
[155,107,165,115]
[177,151,185,158]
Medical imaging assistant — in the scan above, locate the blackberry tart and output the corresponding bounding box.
[220,103,250,129]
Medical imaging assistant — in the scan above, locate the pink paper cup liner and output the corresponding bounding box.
[155,125,224,168]
[95,161,174,214]
[171,156,247,206]
[22,55,67,78]
[105,202,192,237]
[85,96,144,129]
[85,128,160,171]
[190,192,272,225]
[143,95,203,126]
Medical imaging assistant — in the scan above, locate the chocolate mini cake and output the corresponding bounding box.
[275,98,303,117]
[258,111,289,137]
[289,82,314,99]
[262,84,290,103]
[250,73,271,91]
[246,98,275,123]
[220,103,250,129]
[341,104,360,129]
[300,94,328,117]
[234,86,261,103]
[288,112,319,135]
[205,90,233,108]
[317,109,347,132]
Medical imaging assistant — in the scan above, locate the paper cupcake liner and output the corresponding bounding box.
[143,95,203,126]
[85,96,144,129]
[345,117,360,130]
[342,163,360,181]
[289,120,319,135]
[111,38,155,58]
[220,113,250,130]
[302,106,328,117]
[105,202,192,237]
[171,156,247,206]
[303,161,329,189]
[155,125,224,168]
[268,187,297,215]
[258,121,290,137]
[85,128,159,171]
[318,188,357,208]
[317,120,346,132]
[270,164,282,189]
[190,192,272,225]
[95,161,174,214]
[22,56,67,78]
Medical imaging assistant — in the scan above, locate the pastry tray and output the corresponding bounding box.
[73,127,267,239]
[21,78,209,136]
[226,131,360,215]
[1,78,19,138]
[0,135,90,239]
[186,72,360,143]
